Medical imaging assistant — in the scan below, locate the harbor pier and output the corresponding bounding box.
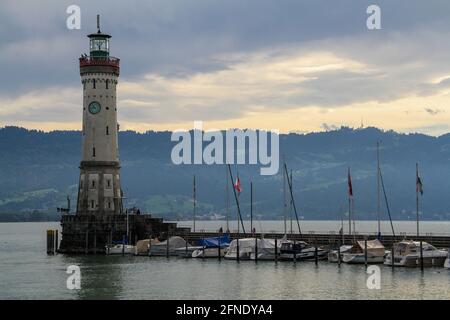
[181,231,450,249]
[59,214,190,254]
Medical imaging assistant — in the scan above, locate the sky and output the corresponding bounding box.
[2,0,450,135]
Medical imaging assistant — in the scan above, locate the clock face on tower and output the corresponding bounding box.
[88,101,101,114]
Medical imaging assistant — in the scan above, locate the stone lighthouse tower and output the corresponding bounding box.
[58,16,189,253]
[77,16,122,216]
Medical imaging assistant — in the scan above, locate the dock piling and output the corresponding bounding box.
[337,244,341,266]
[166,236,170,258]
[293,240,297,264]
[420,241,424,270]
[391,245,395,269]
[236,238,240,263]
[275,238,278,263]
[46,230,58,255]
[94,230,97,255]
[364,240,368,269]
[122,234,125,256]
[254,237,258,263]
[314,244,318,266]
[85,230,89,255]
[218,236,221,261]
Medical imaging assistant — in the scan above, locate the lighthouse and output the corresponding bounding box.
[58,16,188,254]
[77,15,122,216]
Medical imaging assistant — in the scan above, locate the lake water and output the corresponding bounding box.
[0,221,450,300]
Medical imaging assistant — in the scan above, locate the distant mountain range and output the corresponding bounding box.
[1,126,450,221]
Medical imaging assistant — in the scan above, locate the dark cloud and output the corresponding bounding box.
[2,0,450,94]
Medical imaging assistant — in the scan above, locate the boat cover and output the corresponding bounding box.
[198,235,231,248]
[355,239,385,256]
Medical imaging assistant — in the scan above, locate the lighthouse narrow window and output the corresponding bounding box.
[93,79,96,89]
[93,147,96,157]
[108,202,111,209]
[91,200,95,209]
[106,80,109,89]
[106,126,109,135]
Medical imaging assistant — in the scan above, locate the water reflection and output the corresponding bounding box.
[61,255,125,300]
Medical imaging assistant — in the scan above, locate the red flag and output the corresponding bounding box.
[348,169,353,197]
[234,177,241,195]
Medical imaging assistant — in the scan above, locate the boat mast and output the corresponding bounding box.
[379,169,396,237]
[348,167,352,237]
[227,164,246,235]
[193,174,196,232]
[377,141,381,237]
[416,162,420,237]
[290,170,293,235]
[226,166,229,232]
[283,160,287,235]
[284,163,302,237]
[250,181,253,233]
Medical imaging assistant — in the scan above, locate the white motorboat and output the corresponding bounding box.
[328,245,352,262]
[384,240,447,267]
[175,246,204,258]
[149,236,191,256]
[106,243,135,255]
[192,247,227,258]
[279,241,328,261]
[341,239,386,264]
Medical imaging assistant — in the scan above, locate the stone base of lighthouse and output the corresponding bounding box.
[59,214,190,254]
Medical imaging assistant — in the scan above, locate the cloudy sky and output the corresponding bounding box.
[2,0,450,135]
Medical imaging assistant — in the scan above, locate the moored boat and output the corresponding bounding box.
[249,237,289,261]
[444,251,450,269]
[224,238,257,260]
[106,243,135,255]
[149,236,191,256]
[384,240,447,267]
[175,245,204,258]
[192,235,231,258]
[341,239,385,264]
[279,241,328,261]
[328,245,352,262]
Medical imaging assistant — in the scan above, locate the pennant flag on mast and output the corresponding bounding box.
[348,168,353,197]
[234,176,242,195]
[416,175,423,195]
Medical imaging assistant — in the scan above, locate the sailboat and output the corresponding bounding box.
[328,167,360,263]
[384,163,446,267]
[192,235,231,258]
[106,208,135,255]
[277,163,329,261]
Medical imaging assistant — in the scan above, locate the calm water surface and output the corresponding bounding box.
[0,222,449,300]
